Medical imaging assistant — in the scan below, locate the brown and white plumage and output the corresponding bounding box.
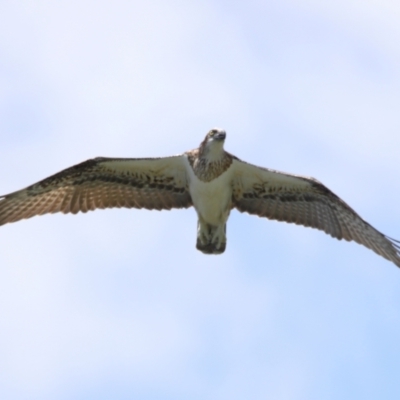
[0,156,192,222]
[231,160,400,266]
[1,128,399,268]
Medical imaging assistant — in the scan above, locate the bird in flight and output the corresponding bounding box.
[0,128,399,267]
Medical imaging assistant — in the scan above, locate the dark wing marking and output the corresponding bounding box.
[0,156,192,226]
[231,159,400,268]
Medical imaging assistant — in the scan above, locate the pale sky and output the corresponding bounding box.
[1,1,400,399]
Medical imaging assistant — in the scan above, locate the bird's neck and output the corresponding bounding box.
[187,144,232,182]
[199,142,225,163]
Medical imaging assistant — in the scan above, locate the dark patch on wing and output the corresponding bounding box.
[0,156,192,226]
[232,166,400,268]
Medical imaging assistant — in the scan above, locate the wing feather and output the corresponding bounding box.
[232,159,400,268]
[0,156,192,226]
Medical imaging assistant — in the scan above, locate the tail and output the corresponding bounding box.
[196,221,227,255]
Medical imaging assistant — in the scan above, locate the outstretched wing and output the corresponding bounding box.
[0,156,192,226]
[231,159,400,268]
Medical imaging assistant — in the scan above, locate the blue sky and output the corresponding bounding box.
[1,1,400,399]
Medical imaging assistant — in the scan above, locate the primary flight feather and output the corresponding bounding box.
[1,128,399,267]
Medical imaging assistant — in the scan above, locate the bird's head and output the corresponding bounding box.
[200,128,226,159]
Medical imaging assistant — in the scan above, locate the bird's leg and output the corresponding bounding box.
[196,218,213,253]
[210,223,226,254]
[197,218,210,243]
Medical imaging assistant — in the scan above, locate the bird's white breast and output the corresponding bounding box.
[184,156,234,225]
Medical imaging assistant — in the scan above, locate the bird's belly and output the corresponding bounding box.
[189,173,232,225]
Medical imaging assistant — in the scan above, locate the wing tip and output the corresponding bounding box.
[381,234,400,268]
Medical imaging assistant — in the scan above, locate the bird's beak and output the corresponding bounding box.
[214,131,226,141]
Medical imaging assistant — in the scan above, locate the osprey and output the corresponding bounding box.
[0,128,399,267]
